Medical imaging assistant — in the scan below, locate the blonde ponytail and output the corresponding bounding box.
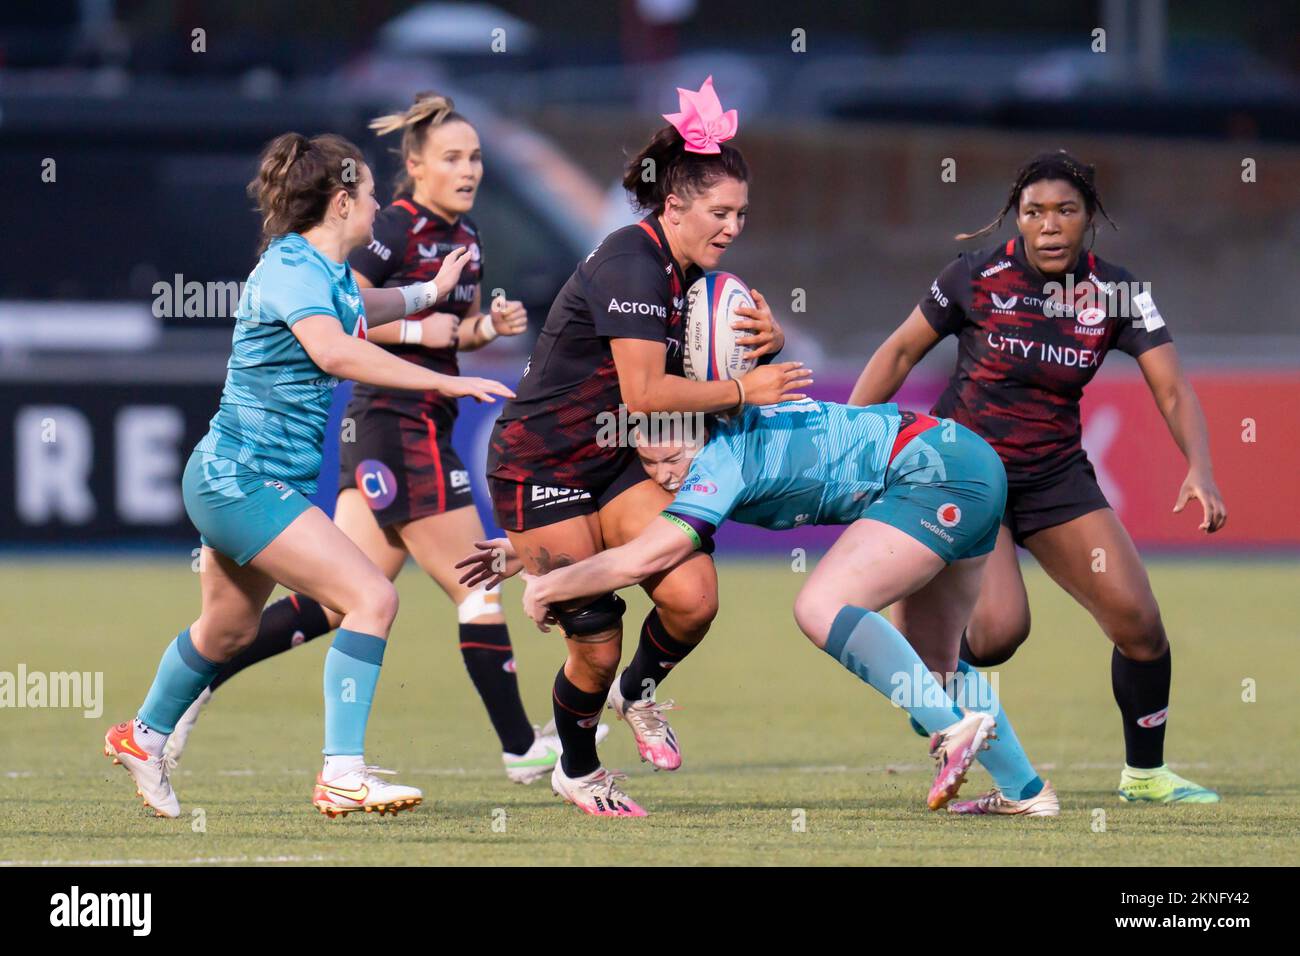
[370,91,471,196]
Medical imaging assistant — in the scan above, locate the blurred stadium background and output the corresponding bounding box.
[2,0,1297,555]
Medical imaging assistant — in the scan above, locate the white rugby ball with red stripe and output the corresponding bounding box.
[682,272,758,383]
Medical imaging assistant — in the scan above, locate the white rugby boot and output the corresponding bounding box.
[607,678,681,771]
[163,686,212,764]
[948,780,1060,817]
[551,763,647,817]
[103,719,181,819]
[503,720,610,785]
[927,710,997,810]
[312,763,423,818]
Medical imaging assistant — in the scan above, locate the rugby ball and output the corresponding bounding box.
[682,271,759,383]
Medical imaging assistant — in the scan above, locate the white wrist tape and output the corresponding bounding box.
[480,313,499,342]
[397,319,422,345]
[458,584,502,623]
[400,281,438,316]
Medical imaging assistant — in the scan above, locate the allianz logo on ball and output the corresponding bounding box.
[683,272,760,383]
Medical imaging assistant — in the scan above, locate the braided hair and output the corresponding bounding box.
[956,149,1116,246]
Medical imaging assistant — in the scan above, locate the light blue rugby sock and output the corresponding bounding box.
[137,628,220,734]
[322,629,387,756]
[823,606,964,733]
[952,660,1043,800]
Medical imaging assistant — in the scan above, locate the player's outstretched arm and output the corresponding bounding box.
[357,246,472,327]
[290,313,514,402]
[354,272,460,347]
[521,517,696,629]
[455,538,523,590]
[849,307,941,406]
[1136,342,1228,533]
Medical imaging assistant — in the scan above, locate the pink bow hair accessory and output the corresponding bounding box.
[662,75,738,155]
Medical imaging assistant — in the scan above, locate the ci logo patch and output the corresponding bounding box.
[937,503,962,527]
[356,460,398,511]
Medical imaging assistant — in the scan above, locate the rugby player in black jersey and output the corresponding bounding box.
[484,77,812,815]
[165,94,576,785]
[852,150,1226,811]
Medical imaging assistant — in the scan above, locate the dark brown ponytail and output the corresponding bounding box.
[622,124,750,214]
[248,132,367,251]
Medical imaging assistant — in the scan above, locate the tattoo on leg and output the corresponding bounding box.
[530,546,576,575]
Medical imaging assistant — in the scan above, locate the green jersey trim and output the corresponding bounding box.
[661,511,702,551]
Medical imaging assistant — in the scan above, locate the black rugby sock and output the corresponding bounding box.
[459,623,535,756]
[958,628,1017,668]
[618,609,697,702]
[552,668,606,778]
[209,594,330,692]
[1111,646,1171,769]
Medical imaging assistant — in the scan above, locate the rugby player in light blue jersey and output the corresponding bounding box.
[464,400,1058,816]
[104,132,514,819]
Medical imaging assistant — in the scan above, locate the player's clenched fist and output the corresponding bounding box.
[488,297,528,337]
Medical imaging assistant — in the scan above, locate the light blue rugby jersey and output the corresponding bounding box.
[194,233,367,493]
[666,400,903,531]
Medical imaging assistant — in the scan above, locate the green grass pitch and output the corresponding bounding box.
[2,556,1296,866]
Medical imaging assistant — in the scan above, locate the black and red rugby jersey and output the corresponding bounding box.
[921,235,1172,484]
[487,215,698,489]
[347,196,483,409]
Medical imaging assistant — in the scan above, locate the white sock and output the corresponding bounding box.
[323,754,365,779]
[504,735,539,759]
[133,718,168,757]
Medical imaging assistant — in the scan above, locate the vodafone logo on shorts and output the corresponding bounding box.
[936,503,962,527]
[356,459,398,511]
[1137,707,1168,729]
